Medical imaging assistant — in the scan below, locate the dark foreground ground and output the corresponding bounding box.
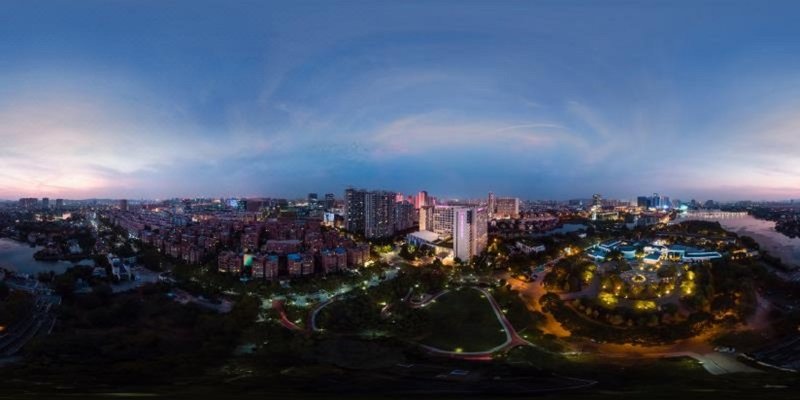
[1,356,797,400]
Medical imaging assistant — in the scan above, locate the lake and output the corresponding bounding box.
[679,214,800,269]
[0,237,95,276]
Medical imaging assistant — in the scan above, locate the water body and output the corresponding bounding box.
[0,237,94,276]
[680,215,800,269]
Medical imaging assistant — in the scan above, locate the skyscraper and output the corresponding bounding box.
[119,199,128,211]
[308,193,318,205]
[651,193,661,209]
[488,192,496,217]
[41,197,50,209]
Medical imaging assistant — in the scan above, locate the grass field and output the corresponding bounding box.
[420,288,507,352]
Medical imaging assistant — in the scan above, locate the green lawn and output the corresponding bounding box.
[420,288,508,352]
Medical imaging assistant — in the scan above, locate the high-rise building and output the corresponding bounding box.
[453,206,488,261]
[41,197,50,209]
[18,198,38,209]
[416,191,429,210]
[119,199,128,211]
[430,206,456,236]
[419,205,433,231]
[637,196,650,209]
[494,197,520,219]
[308,193,318,205]
[365,190,396,239]
[488,192,496,217]
[394,201,415,231]
[245,199,263,212]
[419,205,487,261]
[345,188,397,239]
[55,199,64,210]
[592,194,602,208]
[345,188,366,234]
[324,193,335,210]
[651,193,661,209]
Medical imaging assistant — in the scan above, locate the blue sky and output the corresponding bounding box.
[1,1,799,201]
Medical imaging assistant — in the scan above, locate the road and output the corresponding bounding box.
[503,270,762,375]
[0,294,59,357]
[582,328,762,375]
[503,271,571,337]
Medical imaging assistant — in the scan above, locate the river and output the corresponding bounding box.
[679,214,800,268]
[0,237,95,276]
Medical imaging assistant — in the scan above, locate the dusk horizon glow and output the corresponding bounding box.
[2,1,800,201]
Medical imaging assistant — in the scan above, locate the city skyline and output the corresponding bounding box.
[3,1,800,201]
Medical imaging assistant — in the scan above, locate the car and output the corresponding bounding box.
[714,346,736,353]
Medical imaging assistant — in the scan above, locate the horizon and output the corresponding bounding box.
[2,1,800,200]
[2,191,799,204]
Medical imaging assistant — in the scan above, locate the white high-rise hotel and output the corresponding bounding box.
[409,204,488,261]
[452,206,488,261]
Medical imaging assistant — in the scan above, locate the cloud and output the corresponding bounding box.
[363,113,576,158]
[0,71,273,198]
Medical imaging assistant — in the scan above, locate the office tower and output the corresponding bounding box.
[651,193,661,209]
[324,193,335,210]
[494,197,520,219]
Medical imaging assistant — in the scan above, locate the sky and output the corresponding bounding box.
[1,1,800,201]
